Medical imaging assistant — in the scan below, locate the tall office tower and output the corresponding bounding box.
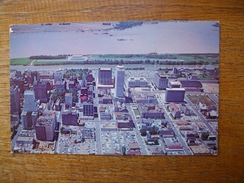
[10,85,20,114]
[54,72,63,83]
[98,68,113,85]
[154,73,168,90]
[12,78,24,93]
[35,111,56,141]
[65,93,73,107]
[31,111,38,127]
[115,65,125,98]
[33,81,48,103]
[31,71,40,84]
[83,102,94,116]
[23,90,38,112]
[21,111,33,129]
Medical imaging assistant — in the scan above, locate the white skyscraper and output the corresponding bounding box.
[115,65,125,98]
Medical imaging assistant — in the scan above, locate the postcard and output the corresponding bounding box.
[10,21,219,155]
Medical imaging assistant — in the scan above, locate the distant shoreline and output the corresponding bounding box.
[10,53,219,66]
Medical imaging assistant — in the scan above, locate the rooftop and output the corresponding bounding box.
[99,68,112,71]
[65,93,72,96]
[166,88,185,91]
[128,142,140,150]
[180,80,202,88]
[169,102,180,111]
[116,65,124,70]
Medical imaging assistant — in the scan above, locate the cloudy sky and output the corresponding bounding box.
[10,21,219,58]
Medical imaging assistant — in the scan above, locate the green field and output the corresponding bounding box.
[10,58,31,65]
[91,54,218,64]
[11,54,219,66]
[33,60,83,65]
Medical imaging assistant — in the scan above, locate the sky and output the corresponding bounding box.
[10,21,219,58]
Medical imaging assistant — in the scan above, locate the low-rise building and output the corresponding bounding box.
[133,93,158,104]
[99,106,112,120]
[159,128,175,138]
[141,119,154,127]
[117,119,135,130]
[101,123,117,131]
[208,110,218,119]
[167,102,181,119]
[180,104,191,116]
[189,144,211,155]
[138,104,164,119]
[128,142,140,150]
[151,147,165,155]
[127,149,141,155]
[127,77,149,88]
[180,80,203,92]
[100,112,112,120]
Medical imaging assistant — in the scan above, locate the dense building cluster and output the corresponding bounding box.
[10,63,219,155]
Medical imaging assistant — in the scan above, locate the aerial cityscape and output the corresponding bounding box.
[10,21,219,155]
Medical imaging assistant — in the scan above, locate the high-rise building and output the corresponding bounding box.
[31,111,38,127]
[33,81,48,103]
[154,73,168,90]
[21,111,33,130]
[12,78,24,93]
[23,90,38,112]
[10,85,20,114]
[165,88,186,102]
[83,102,94,116]
[31,71,40,84]
[35,111,56,141]
[65,93,73,107]
[115,65,125,98]
[54,72,63,82]
[98,68,113,85]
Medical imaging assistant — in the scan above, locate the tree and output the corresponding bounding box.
[140,129,147,136]
[81,137,85,143]
[149,126,159,135]
[121,146,126,155]
[202,70,208,78]
[60,127,64,133]
[201,131,209,140]
[154,139,159,145]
